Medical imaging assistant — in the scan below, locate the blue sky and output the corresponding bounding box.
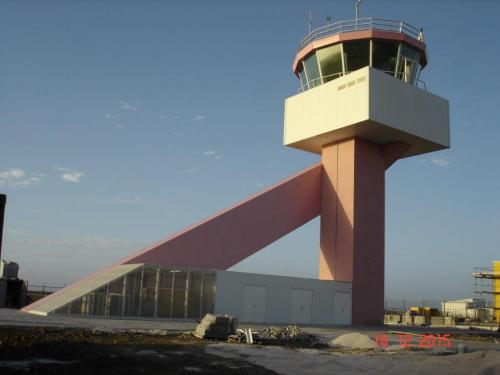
[1,0,499,300]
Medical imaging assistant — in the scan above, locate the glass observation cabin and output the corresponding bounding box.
[294,18,428,92]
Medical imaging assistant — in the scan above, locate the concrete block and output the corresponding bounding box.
[194,314,237,339]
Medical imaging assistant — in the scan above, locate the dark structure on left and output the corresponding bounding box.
[0,194,6,261]
[0,194,28,308]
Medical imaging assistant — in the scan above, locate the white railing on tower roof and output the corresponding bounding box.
[298,18,423,51]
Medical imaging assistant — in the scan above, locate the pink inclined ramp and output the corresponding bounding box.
[121,163,322,268]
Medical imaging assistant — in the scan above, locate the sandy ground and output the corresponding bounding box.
[0,326,276,374]
[1,309,499,374]
[206,343,500,375]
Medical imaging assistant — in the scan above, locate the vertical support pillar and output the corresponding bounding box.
[138,267,144,317]
[170,271,175,318]
[494,261,500,322]
[104,283,110,317]
[320,138,386,325]
[184,269,190,319]
[154,267,160,318]
[199,271,205,319]
[121,274,128,317]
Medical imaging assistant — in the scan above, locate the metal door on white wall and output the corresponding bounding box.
[333,292,352,325]
[290,288,312,324]
[241,285,267,323]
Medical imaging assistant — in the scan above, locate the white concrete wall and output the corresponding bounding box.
[368,68,450,149]
[283,67,449,158]
[214,270,352,325]
[284,68,369,148]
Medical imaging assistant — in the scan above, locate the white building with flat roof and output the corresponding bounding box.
[441,298,487,319]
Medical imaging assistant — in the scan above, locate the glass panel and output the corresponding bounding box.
[141,268,157,317]
[124,270,142,317]
[172,271,187,318]
[398,44,421,84]
[69,298,82,315]
[201,272,216,317]
[107,276,124,316]
[187,272,203,319]
[91,286,106,316]
[81,295,91,315]
[157,269,173,318]
[298,66,308,90]
[108,294,122,316]
[343,41,370,73]
[414,64,422,85]
[372,41,399,75]
[303,53,321,88]
[400,44,420,62]
[317,44,343,83]
[108,277,124,294]
[403,58,416,83]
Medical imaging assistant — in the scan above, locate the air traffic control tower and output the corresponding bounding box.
[23,17,449,326]
[285,18,449,324]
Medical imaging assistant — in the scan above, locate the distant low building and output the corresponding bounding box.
[441,298,487,320]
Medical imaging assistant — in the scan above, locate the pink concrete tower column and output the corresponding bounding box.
[319,138,409,325]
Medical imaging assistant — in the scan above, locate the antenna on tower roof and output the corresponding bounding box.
[308,10,312,35]
[354,0,362,30]
[355,0,362,21]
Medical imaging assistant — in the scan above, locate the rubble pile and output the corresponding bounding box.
[261,325,302,339]
[194,314,237,339]
[227,330,246,343]
[257,325,320,347]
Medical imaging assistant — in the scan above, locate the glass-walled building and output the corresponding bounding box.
[294,18,427,92]
[297,40,424,91]
[28,264,353,325]
[53,264,216,320]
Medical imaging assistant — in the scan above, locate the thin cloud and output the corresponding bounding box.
[75,196,152,206]
[0,168,44,189]
[104,113,124,129]
[105,113,118,120]
[193,114,207,122]
[431,157,450,167]
[203,149,221,159]
[160,114,180,123]
[1,168,24,178]
[116,100,140,112]
[173,132,186,137]
[186,168,199,174]
[61,171,84,183]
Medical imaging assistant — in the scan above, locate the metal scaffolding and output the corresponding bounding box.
[472,266,500,320]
